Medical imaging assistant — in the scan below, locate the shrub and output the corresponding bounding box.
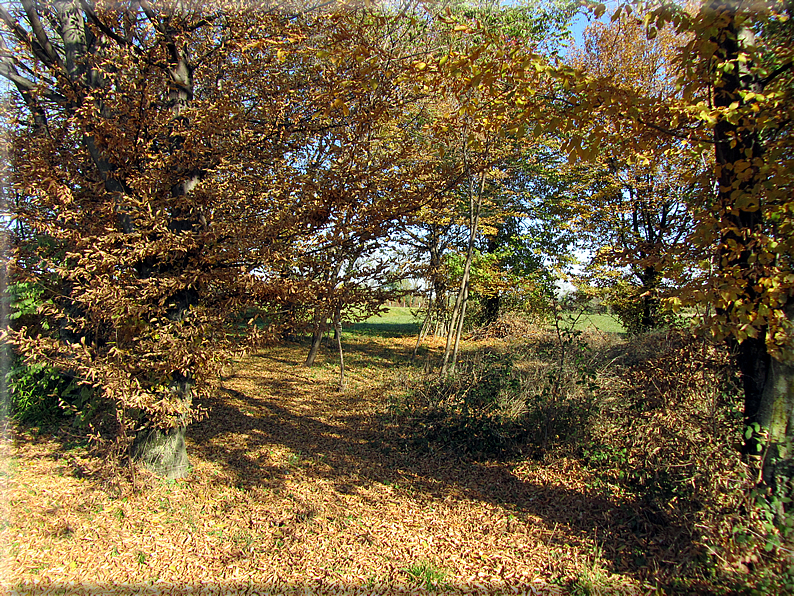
[605,280,681,334]
[395,325,602,458]
[400,350,526,456]
[3,281,98,428]
[5,358,98,428]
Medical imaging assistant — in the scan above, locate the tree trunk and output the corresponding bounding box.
[132,426,189,480]
[334,308,346,391]
[709,0,793,498]
[758,336,794,495]
[735,334,771,457]
[441,264,469,375]
[441,163,485,375]
[411,311,432,361]
[130,8,198,479]
[733,302,794,512]
[759,372,794,512]
[450,277,470,370]
[132,373,191,479]
[639,266,661,332]
[304,326,325,367]
[481,294,501,326]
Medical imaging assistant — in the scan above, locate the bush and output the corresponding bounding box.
[395,326,602,458]
[577,331,794,590]
[6,360,65,425]
[467,311,537,340]
[6,358,97,428]
[399,351,526,456]
[606,280,681,334]
[3,281,98,428]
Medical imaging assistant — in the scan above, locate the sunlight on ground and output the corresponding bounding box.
[0,329,755,594]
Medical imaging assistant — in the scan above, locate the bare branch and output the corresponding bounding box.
[21,0,64,69]
[78,0,144,56]
[761,60,793,88]
[0,4,58,69]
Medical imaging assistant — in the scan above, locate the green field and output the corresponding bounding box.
[349,308,625,337]
[572,313,625,334]
[348,306,420,337]
[351,307,626,336]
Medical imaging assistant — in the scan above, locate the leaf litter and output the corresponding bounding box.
[0,331,770,594]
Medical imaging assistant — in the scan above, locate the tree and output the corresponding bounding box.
[281,8,471,370]
[531,0,794,503]
[3,0,262,478]
[470,139,581,327]
[1,1,451,476]
[690,0,794,499]
[562,15,703,332]
[407,0,577,373]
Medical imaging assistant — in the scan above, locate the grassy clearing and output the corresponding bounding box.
[572,313,625,334]
[2,322,791,595]
[350,307,625,338]
[348,306,419,337]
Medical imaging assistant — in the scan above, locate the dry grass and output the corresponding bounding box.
[0,329,789,595]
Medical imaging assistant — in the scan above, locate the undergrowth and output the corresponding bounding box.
[393,321,605,458]
[391,327,794,593]
[8,314,794,594]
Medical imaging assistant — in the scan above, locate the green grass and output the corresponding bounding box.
[348,307,624,337]
[545,313,626,335]
[404,561,449,592]
[348,307,419,337]
[574,313,625,334]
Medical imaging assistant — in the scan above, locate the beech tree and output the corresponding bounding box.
[562,16,703,332]
[293,141,429,370]
[406,1,576,373]
[439,0,792,500]
[286,8,474,370]
[689,1,794,499]
[1,1,454,477]
[576,153,698,330]
[2,0,264,478]
[527,0,794,502]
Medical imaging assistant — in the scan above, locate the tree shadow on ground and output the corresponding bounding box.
[190,370,708,591]
[254,337,429,377]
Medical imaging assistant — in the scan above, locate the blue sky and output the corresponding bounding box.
[569,10,591,47]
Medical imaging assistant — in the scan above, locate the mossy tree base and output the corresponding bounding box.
[132,426,189,480]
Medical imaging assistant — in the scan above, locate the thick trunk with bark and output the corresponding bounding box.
[758,343,794,499]
[132,425,189,480]
[734,302,794,492]
[639,266,661,332]
[132,373,192,479]
[709,1,793,501]
[736,334,771,456]
[481,294,501,327]
[131,8,198,480]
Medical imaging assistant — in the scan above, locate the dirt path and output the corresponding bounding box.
[1,337,658,595]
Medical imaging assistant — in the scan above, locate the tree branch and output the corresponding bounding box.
[0,55,68,105]
[78,0,144,56]
[21,0,64,70]
[0,4,58,69]
[761,60,792,88]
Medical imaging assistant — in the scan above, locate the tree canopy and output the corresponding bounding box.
[3,0,794,501]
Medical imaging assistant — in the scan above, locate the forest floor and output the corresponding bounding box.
[0,315,788,595]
